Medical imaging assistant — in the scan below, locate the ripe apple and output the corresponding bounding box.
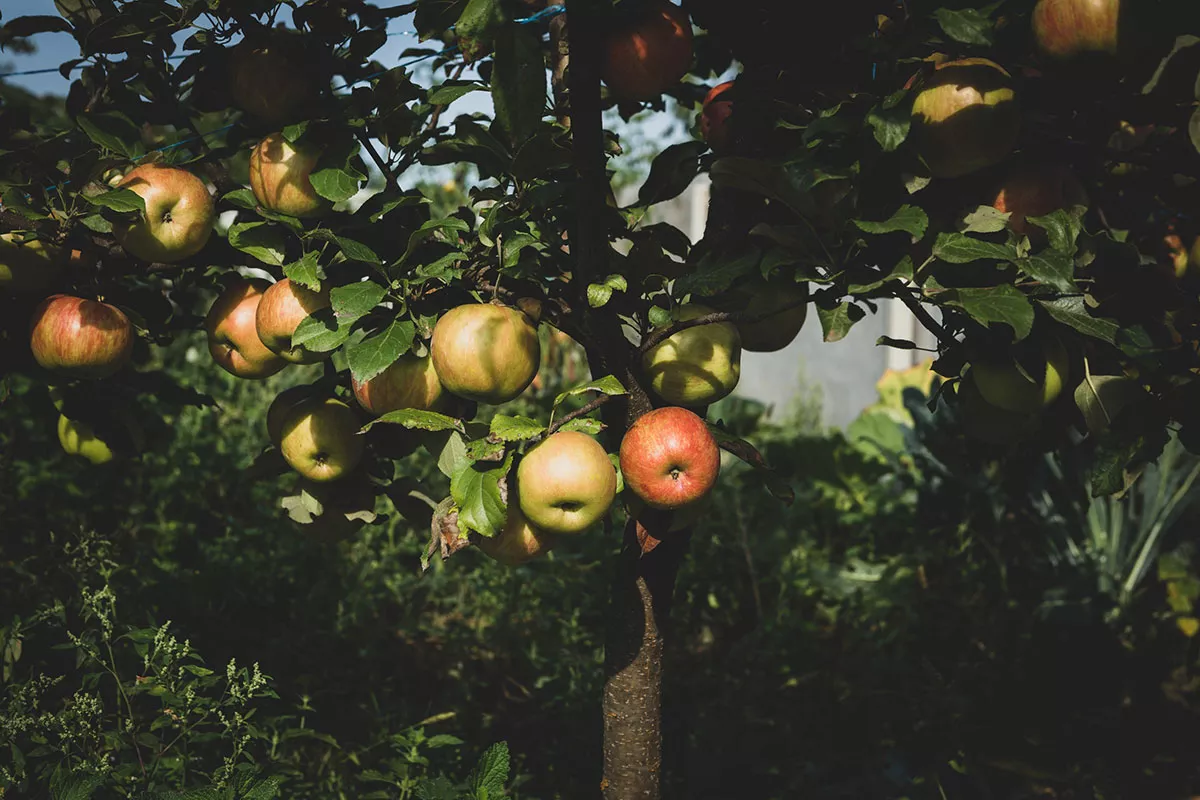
[254,278,331,364]
[229,38,319,125]
[475,504,558,566]
[641,304,741,407]
[699,81,735,154]
[991,165,1088,237]
[910,58,1020,179]
[970,338,1070,414]
[205,279,287,379]
[30,294,133,379]
[352,353,445,417]
[267,384,319,444]
[619,406,720,510]
[957,379,1040,445]
[279,397,366,482]
[249,133,330,218]
[57,407,145,464]
[516,431,617,535]
[0,234,70,292]
[114,164,215,263]
[295,476,377,541]
[1033,0,1121,60]
[430,303,540,404]
[58,415,115,464]
[601,0,694,102]
[728,278,808,353]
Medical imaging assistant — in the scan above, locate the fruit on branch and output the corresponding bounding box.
[619,406,720,510]
[114,164,215,263]
[476,504,558,566]
[57,415,114,464]
[296,475,377,541]
[267,384,319,444]
[430,303,540,404]
[205,279,287,379]
[1164,235,1190,279]
[516,431,617,535]
[0,234,72,292]
[601,0,694,102]
[957,379,1040,445]
[30,295,133,379]
[279,397,365,482]
[699,81,735,154]
[352,353,445,417]
[1033,0,1121,60]
[969,338,1070,414]
[249,133,330,218]
[910,58,1020,179]
[642,304,741,406]
[56,406,145,465]
[255,278,332,364]
[991,165,1088,237]
[229,38,319,125]
[724,278,808,353]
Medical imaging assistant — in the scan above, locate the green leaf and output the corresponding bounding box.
[399,217,471,265]
[309,168,361,202]
[932,232,1016,264]
[1190,107,1200,154]
[853,204,928,239]
[934,7,995,45]
[455,0,504,62]
[345,319,416,384]
[638,141,707,207]
[331,281,387,321]
[369,193,428,222]
[553,375,627,408]
[469,742,511,799]
[437,431,470,478]
[953,285,1034,340]
[960,205,1010,234]
[817,302,865,343]
[489,415,546,442]
[49,770,104,800]
[334,236,381,265]
[83,187,146,214]
[675,247,761,296]
[282,121,309,142]
[1038,296,1121,343]
[558,417,604,435]
[291,309,354,352]
[365,409,465,434]
[1027,209,1084,256]
[467,437,507,461]
[451,456,511,537]
[428,81,486,105]
[587,273,628,308]
[283,251,325,291]
[77,111,143,159]
[222,188,258,210]
[866,90,911,152]
[492,24,546,147]
[228,222,287,266]
[415,776,460,800]
[1075,368,1142,434]
[1016,251,1078,293]
[3,15,73,37]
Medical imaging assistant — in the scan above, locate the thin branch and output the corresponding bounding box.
[892,284,957,349]
[540,393,611,442]
[636,295,810,355]
[357,131,399,191]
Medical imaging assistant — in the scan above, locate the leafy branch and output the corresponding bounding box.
[636,295,811,355]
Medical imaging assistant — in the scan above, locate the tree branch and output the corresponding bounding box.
[636,295,810,355]
[538,393,610,442]
[893,284,957,349]
[357,131,398,191]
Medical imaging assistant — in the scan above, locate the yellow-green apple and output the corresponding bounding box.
[229,38,318,125]
[30,294,133,379]
[0,234,71,292]
[475,504,558,566]
[910,58,1020,179]
[114,164,215,263]
[969,338,1070,414]
[991,165,1088,237]
[351,352,445,417]
[254,278,331,364]
[641,304,741,406]
[1033,0,1120,59]
[602,0,693,102]
[729,278,808,353]
[295,475,377,541]
[267,384,319,444]
[957,379,1040,445]
[516,431,617,535]
[699,81,734,154]
[56,406,144,464]
[205,279,287,379]
[57,415,114,464]
[619,406,720,510]
[430,303,540,404]
[279,397,365,482]
[249,133,330,218]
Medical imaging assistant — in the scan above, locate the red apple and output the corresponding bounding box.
[205,279,287,379]
[249,132,331,218]
[430,303,540,404]
[1033,0,1121,60]
[114,164,215,263]
[254,278,332,364]
[601,0,694,102]
[352,353,445,417]
[619,406,720,510]
[910,58,1020,179]
[991,165,1088,236]
[699,81,735,154]
[30,294,133,379]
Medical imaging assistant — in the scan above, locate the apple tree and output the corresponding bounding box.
[4,0,1200,796]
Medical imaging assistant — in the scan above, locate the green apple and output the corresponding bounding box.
[280,397,365,482]
[430,303,540,404]
[641,304,741,407]
[254,278,332,364]
[352,353,445,417]
[728,279,808,353]
[958,379,1040,445]
[475,504,558,566]
[114,163,215,263]
[57,414,114,464]
[0,234,68,292]
[267,384,319,444]
[970,338,1070,414]
[911,58,1020,179]
[516,431,617,535]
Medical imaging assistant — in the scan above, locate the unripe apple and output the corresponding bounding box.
[601,0,693,102]
[0,234,68,293]
[430,303,540,404]
[475,504,558,566]
[642,305,741,407]
[352,353,445,417]
[280,397,365,482]
[517,431,617,535]
[254,278,332,364]
[249,133,330,218]
[267,384,319,444]
[970,338,1070,414]
[205,279,287,379]
[957,379,1040,445]
[911,58,1020,179]
[620,406,720,510]
[30,294,133,379]
[114,164,215,263]
[58,415,114,464]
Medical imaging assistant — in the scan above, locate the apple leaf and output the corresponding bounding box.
[345,319,416,384]
[450,455,511,538]
[960,205,1010,235]
[865,90,911,152]
[331,281,388,321]
[1075,367,1142,434]
[558,417,604,436]
[363,408,465,434]
[309,167,361,203]
[399,217,471,266]
[1027,209,1084,256]
[817,302,865,343]
[83,187,146,215]
[454,0,504,62]
[283,251,325,292]
[489,414,546,442]
[1015,251,1078,293]
[228,222,287,266]
[951,285,1034,340]
[706,425,794,505]
[553,375,627,408]
[674,247,762,297]
[466,437,506,461]
[492,24,546,147]
[932,232,1016,264]
[334,236,381,265]
[291,308,354,353]
[222,188,258,210]
[933,7,995,46]
[853,204,928,239]
[281,490,323,524]
[427,80,486,105]
[587,274,628,308]
[1038,296,1120,344]
[608,453,624,494]
[638,141,707,207]
[3,15,73,37]
[437,432,470,479]
[76,111,144,159]
[369,193,429,223]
